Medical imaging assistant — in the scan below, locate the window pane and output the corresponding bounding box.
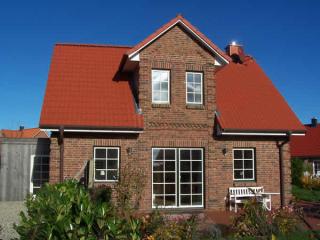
[165,173,175,183]
[153,91,160,101]
[165,184,175,194]
[165,161,175,171]
[180,150,191,160]
[181,173,190,183]
[95,170,106,180]
[42,164,50,172]
[187,82,194,92]
[244,160,253,169]
[165,196,176,206]
[194,73,202,84]
[195,83,201,92]
[192,150,202,160]
[187,73,193,82]
[160,71,169,82]
[187,93,194,103]
[160,92,168,102]
[180,184,191,194]
[95,149,106,158]
[107,149,118,159]
[34,157,42,165]
[152,81,160,91]
[107,160,118,169]
[161,81,168,91]
[180,161,190,171]
[192,161,202,171]
[195,93,201,103]
[95,160,106,169]
[153,173,164,183]
[165,150,175,160]
[244,150,253,159]
[153,195,164,206]
[153,184,163,194]
[153,149,164,160]
[234,160,243,169]
[107,170,118,181]
[192,195,202,205]
[234,170,243,179]
[42,157,50,165]
[192,184,202,194]
[234,150,242,159]
[192,172,202,183]
[153,161,164,171]
[181,195,191,206]
[244,170,253,179]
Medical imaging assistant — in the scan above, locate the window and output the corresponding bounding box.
[186,72,203,104]
[94,147,119,181]
[152,70,170,103]
[152,148,203,208]
[233,149,255,181]
[313,160,320,177]
[30,155,50,194]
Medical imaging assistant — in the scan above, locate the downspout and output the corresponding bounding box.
[277,132,291,207]
[58,126,64,182]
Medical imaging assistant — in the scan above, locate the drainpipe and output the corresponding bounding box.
[58,126,64,182]
[277,132,291,207]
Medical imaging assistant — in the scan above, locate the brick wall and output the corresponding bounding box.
[48,25,292,211]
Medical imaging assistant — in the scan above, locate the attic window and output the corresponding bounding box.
[152,70,170,104]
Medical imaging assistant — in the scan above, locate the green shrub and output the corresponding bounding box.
[291,158,304,186]
[89,185,112,204]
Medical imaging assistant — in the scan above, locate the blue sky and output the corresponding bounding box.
[0,0,319,129]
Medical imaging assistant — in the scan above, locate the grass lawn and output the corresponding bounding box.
[292,185,320,202]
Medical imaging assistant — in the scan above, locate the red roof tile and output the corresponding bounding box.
[216,58,305,133]
[126,15,231,63]
[291,124,320,158]
[1,128,48,138]
[39,44,143,130]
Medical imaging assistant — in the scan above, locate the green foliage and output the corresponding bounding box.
[292,184,320,202]
[291,158,304,186]
[232,198,302,239]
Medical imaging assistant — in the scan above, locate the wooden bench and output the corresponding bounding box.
[228,187,264,212]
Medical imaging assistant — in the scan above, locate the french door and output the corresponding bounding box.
[152,148,203,208]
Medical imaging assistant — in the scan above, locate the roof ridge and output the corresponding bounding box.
[55,43,132,49]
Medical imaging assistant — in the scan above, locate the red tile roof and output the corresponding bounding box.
[291,124,320,158]
[39,44,143,130]
[1,128,48,138]
[126,15,231,63]
[216,57,305,133]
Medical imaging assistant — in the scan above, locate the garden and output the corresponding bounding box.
[2,163,319,239]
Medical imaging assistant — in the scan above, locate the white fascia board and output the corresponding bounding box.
[41,129,143,134]
[220,132,305,136]
[128,20,229,64]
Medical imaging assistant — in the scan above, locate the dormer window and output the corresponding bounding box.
[186,72,203,104]
[152,70,170,104]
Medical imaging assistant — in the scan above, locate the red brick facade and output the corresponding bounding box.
[49,25,292,211]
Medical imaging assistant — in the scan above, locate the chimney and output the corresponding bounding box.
[19,126,24,131]
[226,41,246,63]
[311,117,318,127]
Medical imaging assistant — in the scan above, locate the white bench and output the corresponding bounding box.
[229,187,264,212]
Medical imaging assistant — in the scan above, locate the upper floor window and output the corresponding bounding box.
[233,149,255,181]
[152,70,170,104]
[94,147,119,182]
[186,72,203,104]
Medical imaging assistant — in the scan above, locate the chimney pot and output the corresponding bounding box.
[226,42,246,63]
[311,117,318,127]
[19,126,24,131]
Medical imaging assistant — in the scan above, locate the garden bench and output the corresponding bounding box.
[228,186,264,212]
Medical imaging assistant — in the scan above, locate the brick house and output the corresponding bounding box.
[291,118,320,177]
[40,15,305,211]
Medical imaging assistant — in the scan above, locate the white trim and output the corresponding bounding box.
[128,19,229,64]
[94,147,120,182]
[186,72,203,105]
[151,69,170,104]
[233,148,255,181]
[220,132,305,136]
[41,129,143,134]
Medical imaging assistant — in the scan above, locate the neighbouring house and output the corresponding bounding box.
[0,127,50,201]
[291,118,320,177]
[39,15,305,211]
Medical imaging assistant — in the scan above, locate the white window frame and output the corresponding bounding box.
[313,160,320,177]
[151,148,204,209]
[186,72,203,105]
[152,69,170,104]
[30,154,50,194]
[94,147,120,182]
[178,148,204,208]
[233,148,255,181]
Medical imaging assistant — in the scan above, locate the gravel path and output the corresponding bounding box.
[0,201,25,240]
